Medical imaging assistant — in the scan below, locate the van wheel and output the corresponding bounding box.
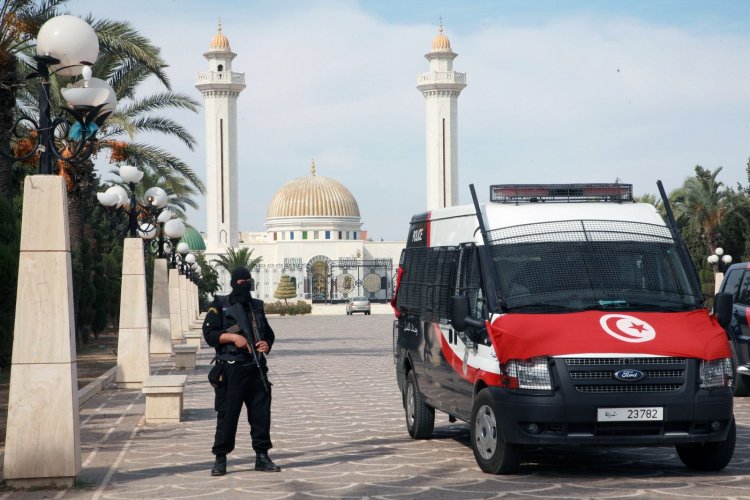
[676,418,736,471]
[404,371,434,439]
[470,388,520,474]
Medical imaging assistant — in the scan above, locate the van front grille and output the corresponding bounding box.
[562,357,687,394]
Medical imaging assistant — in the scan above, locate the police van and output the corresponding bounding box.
[392,183,736,474]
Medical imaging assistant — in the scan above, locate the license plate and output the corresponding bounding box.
[597,407,663,422]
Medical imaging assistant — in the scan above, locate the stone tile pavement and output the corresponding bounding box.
[2,314,750,498]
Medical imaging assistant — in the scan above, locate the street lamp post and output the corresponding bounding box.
[176,243,192,334]
[708,247,733,294]
[96,165,168,239]
[2,15,115,489]
[164,219,187,342]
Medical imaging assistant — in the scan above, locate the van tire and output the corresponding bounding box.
[470,389,521,474]
[404,371,434,439]
[676,418,736,471]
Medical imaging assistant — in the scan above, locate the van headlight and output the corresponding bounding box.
[504,357,553,390]
[699,358,734,389]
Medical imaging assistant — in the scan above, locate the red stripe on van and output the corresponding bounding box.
[437,325,501,387]
[426,211,432,248]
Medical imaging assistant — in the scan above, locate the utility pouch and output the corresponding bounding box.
[208,359,224,388]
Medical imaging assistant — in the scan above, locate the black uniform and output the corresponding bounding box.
[203,293,276,456]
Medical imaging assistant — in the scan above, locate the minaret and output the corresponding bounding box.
[416,21,466,210]
[195,20,246,251]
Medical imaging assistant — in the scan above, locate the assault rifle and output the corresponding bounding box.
[224,303,269,392]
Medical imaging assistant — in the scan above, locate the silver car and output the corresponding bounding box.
[346,296,371,315]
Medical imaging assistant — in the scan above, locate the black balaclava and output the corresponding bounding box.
[230,267,252,303]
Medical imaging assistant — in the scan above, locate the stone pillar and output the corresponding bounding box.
[4,175,80,488]
[116,238,150,388]
[149,258,172,355]
[194,282,200,318]
[186,279,194,324]
[179,274,189,334]
[168,268,183,342]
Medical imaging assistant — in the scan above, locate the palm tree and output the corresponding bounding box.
[670,165,729,254]
[0,0,66,197]
[213,247,263,275]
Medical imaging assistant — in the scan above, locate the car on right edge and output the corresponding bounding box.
[717,262,750,396]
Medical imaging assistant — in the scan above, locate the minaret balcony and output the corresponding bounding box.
[416,71,467,92]
[195,71,245,87]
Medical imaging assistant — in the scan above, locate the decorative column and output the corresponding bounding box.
[186,276,195,325]
[4,176,80,487]
[168,268,184,342]
[179,273,190,334]
[417,22,466,210]
[116,238,150,388]
[149,258,172,355]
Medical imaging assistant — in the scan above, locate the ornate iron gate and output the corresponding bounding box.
[323,258,393,303]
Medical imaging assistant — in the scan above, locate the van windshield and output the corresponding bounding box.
[487,219,703,313]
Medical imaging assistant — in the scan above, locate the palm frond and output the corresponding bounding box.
[88,17,170,88]
[118,92,199,117]
[121,142,205,194]
[126,116,196,150]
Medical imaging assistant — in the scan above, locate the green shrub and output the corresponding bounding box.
[264,300,312,316]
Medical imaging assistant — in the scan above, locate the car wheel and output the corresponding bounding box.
[470,388,521,474]
[729,339,749,396]
[404,371,434,439]
[676,418,736,471]
[735,373,750,397]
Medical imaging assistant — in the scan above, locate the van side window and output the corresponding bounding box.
[456,244,484,321]
[723,269,744,301]
[396,246,458,322]
[735,271,750,306]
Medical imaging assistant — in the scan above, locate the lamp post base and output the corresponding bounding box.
[6,476,76,489]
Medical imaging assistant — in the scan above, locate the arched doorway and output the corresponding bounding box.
[307,255,330,303]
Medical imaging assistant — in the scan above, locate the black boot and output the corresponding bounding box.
[211,454,227,476]
[255,452,281,472]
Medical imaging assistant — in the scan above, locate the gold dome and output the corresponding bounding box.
[431,21,452,52]
[210,19,230,50]
[267,161,360,219]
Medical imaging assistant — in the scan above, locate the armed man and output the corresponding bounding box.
[202,267,281,475]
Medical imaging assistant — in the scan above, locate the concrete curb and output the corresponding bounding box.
[0,366,118,470]
[77,366,117,406]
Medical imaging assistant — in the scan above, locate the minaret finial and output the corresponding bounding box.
[218,17,222,34]
[311,159,316,176]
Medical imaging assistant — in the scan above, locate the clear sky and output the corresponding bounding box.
[65,0,750,241]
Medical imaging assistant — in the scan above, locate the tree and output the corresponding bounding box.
[670,166,729,255]
[196,253,220,309]
[213,247,263,275]
[274,275,297,305]
[0,0,66,198]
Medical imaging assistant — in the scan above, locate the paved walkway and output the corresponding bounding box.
[3,314,750,498]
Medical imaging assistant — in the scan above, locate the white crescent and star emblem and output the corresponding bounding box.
[599,314,656,343]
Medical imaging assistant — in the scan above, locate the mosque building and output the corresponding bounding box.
[192,22,465,302]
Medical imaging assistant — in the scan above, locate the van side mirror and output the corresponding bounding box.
[450,295,484,331]
[714,292,733,328]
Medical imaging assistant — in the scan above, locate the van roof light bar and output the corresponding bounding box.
[490,183,633,204]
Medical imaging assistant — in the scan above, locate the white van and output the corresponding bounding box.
[392,183,735,474]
